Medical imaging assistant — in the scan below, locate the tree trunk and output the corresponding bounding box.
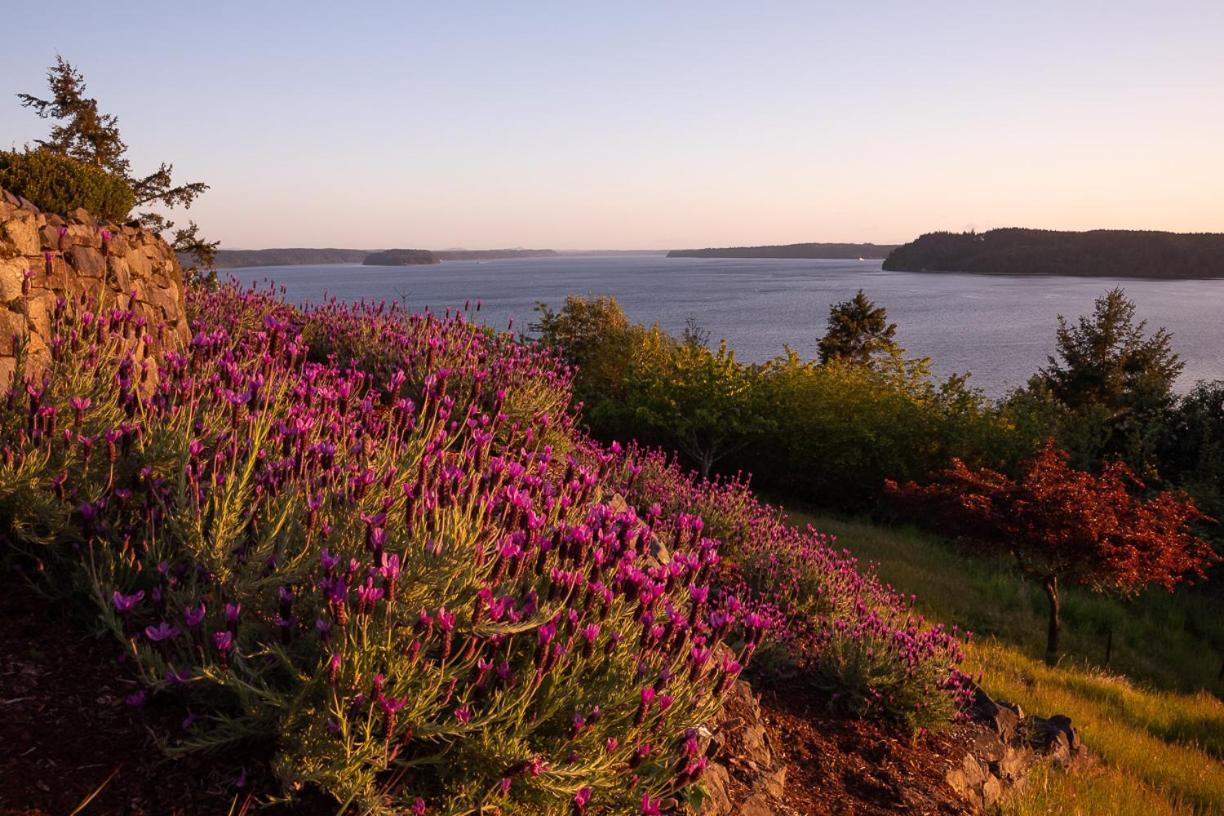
[1043,575,1061,666]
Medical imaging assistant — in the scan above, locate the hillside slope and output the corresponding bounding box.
[794,513,1224,815]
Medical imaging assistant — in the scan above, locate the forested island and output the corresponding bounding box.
[883,228,1224,278]
[668,242,896,259]
[362,248,439,266]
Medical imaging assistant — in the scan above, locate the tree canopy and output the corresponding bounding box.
[818,290,901,366]
[18,56,216,280]
[887,442,1215,663]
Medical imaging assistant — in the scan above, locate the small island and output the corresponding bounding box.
[883,228,1224,278]
[362,248,439,266]
[667,242,896,259]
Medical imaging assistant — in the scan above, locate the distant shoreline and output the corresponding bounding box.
[884,228,1224,279]
[204,247,559,270]
[667,242,896,260]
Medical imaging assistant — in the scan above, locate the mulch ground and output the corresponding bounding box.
[1,571,978,815]
[753,679,978,815]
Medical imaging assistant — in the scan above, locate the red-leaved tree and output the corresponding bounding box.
[886,441,1216,664]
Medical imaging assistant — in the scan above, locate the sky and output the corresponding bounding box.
[2,1,1222,250]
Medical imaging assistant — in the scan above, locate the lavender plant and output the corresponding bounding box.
[0,277,973,815]
[0,285,752,815]
[600,444,972,729]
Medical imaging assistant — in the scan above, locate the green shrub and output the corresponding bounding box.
[0,148,135,221]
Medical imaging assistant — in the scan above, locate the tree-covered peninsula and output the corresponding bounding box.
[883,228,1224,278]
[668,242,896,259]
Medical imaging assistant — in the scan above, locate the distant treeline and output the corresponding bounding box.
[667,242,897,259]
[204,247,559,269]
[883,229,1224,278]
[206,248,369,269]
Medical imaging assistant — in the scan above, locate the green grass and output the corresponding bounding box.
[789,511,1224,816]
[794,513,1224,697]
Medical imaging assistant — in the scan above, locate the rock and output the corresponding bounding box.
[1,212,40,255]
[0,258,26,302]
[981,774,1004,807]
[995,744,1032,782]
[68,244,107,278]
[0,309,27,355]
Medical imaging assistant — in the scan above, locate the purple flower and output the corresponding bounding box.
[124,689,147,707]
[213,630,234,652]
[145,622,180,642]
[184,602,206,628]
[112,589,145,613]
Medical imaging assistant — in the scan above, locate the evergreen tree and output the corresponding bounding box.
[818,290,901,365]
[18,56,128,173]
[1032,288,1182,464]
[18,57,214,280]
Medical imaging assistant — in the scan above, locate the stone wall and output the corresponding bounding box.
[0,187,190,388]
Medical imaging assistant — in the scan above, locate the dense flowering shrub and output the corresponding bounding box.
[597,444,972,729]
[0,286,754,815]
[0,280,974,813]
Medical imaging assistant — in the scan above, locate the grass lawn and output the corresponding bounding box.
[790,512,1224,816]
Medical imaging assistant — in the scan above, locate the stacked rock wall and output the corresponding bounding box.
[0,187,190,388]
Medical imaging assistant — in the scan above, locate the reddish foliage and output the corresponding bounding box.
[886,441,1217,596]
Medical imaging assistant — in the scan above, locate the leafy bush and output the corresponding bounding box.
[748,353,1009,510]
[0,286,754,815]
[0,148,135,221]
[536,296,1014,512]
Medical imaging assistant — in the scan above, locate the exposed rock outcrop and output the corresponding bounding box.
[700,677,788,816]
[0,188,189,389]
[947,685,1083,812]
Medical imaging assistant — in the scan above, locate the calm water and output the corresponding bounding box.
[229,255,1224,398]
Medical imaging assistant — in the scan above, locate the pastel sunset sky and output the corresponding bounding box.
[3,1,1221,249]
